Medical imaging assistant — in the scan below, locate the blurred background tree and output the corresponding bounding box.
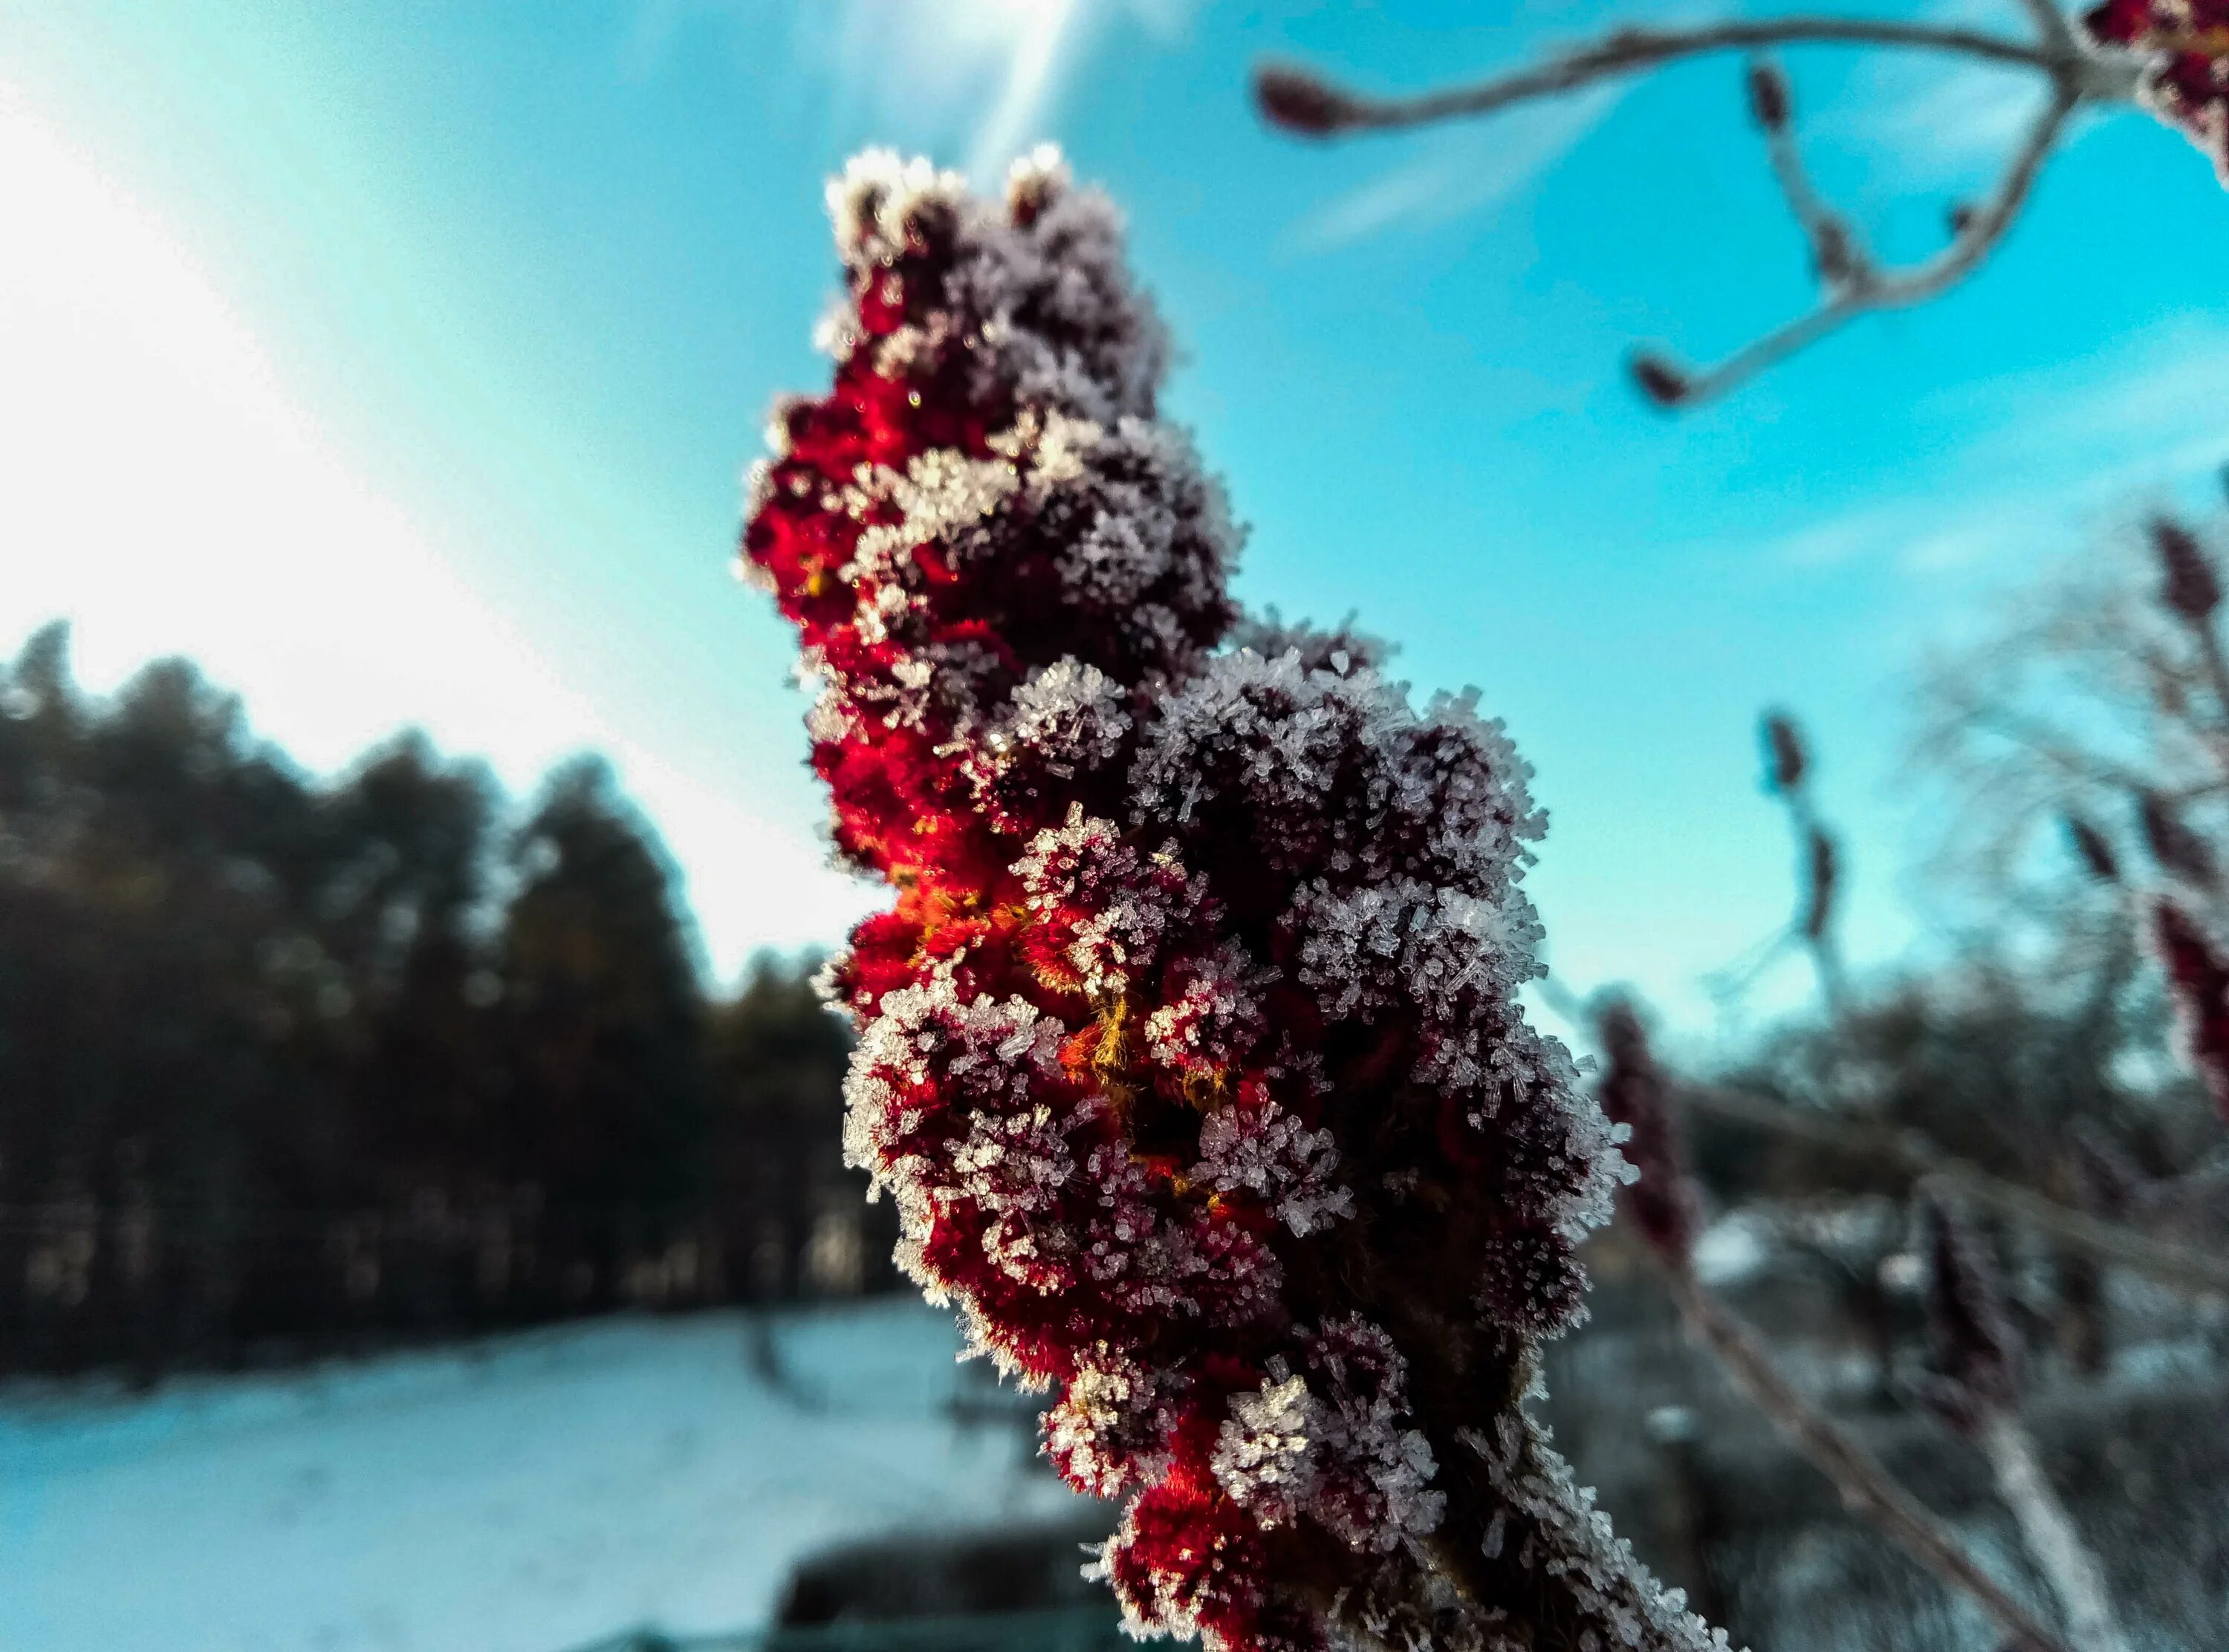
[0,623,886,1376]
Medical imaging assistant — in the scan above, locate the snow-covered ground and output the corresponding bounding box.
[0,1301,1088,1652]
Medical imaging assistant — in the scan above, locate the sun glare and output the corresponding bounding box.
[0,80,877,975]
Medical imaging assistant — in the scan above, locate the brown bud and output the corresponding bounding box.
[1745,59,1791,133]
[2138,788,2215,887]
[2152,516,2220,622]
[1813,220,1859,287]
[1594,998,1699,1264]
[1802,825,1839,940]
[1916,1195,2022,1431]
[1629,351,1693,409]
[1761,710,1807,793]
[2064,814,2121,885]
[2155,897,2229,1123]
[1253,64,1362,137]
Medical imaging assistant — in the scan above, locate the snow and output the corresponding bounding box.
[0,1301,1091,1652]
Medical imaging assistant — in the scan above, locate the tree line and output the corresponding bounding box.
[0,623,895,1376]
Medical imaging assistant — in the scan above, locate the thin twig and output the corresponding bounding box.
[1261,21,2064,135]
[2011,0,2082,50]
[1684,1083,2229,1298]
[1977,1414,2132,1652]
[1747,58,1867,290]
[1662,1263,2071,1652]
[1255,0,2144,406]
[1661,84,2077,404]
[1954,700,2163,796]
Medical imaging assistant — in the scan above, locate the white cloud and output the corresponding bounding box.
[0,81,880,978]
[1284,85,1624,256]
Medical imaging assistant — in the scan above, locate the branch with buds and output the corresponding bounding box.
[1712,709,1850,1018]
[1592,1004,2075,1652]
[2148,513,2229,784]
[1251,0,2229,406]
[1907,1196,2133,1652]
[2060,513,2229,1125]
[1682,1079,2229,1295]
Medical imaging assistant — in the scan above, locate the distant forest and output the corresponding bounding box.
[0,623,894,1376]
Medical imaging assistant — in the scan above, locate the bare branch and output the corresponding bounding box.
[1651,85,2077,403]
[2133,1148,2229,1219]
[1663,1264,2073,1652]
[2011,0,2081,52]
[1953,700,2160,795]
[1255,22,2061,139]
[1977,1415,2133,1652]
[1748,57,1870,289]
[1684,1083,2229,1298]
[1759,710,1852,1019]
[1254,1,2144,406]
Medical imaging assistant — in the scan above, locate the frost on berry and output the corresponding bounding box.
[1046,1347,1188,1497]
[1191,1093,1352,1238]
[2083,0,2229,184]
[743,148,1726,1652]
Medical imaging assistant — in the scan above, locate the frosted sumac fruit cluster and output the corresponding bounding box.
[2085,0,2229,183]
[742,147,1727,1652]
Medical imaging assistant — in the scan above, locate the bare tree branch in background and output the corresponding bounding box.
[1538,958,2229,1295]
[1663,1269,2077,1652]
[1910,1195,2132,1652]
[1254,0,2158,406]
[1680,1082,2229,1298]
[1701,709,1852,1017]
[1912,492,2229,934]
[1594,1001,2077,1652]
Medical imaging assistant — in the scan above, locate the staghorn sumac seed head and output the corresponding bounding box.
[2083,0,2229,185]
[1910,1194,2022,1433]
[1745,59,1792,133]
[2155,897,2229,1122]
[1629,350,1695,409]
[2137,789,2216,888]
[742,149,1703,1652]
[1761,709,1808,794]
[2152,515,2222,623]
[2065,815,2121,885]
[1594,998,1700,1266]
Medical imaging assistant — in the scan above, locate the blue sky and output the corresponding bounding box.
[3,0,2227,1037]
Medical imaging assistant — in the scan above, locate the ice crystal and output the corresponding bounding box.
[2084,0,2229,184]
[1191,1096,1351,1238]
[742,146,1724,1652]
[1212,1370,1320,1526]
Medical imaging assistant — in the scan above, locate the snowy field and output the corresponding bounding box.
[0,1301,1088,1652]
